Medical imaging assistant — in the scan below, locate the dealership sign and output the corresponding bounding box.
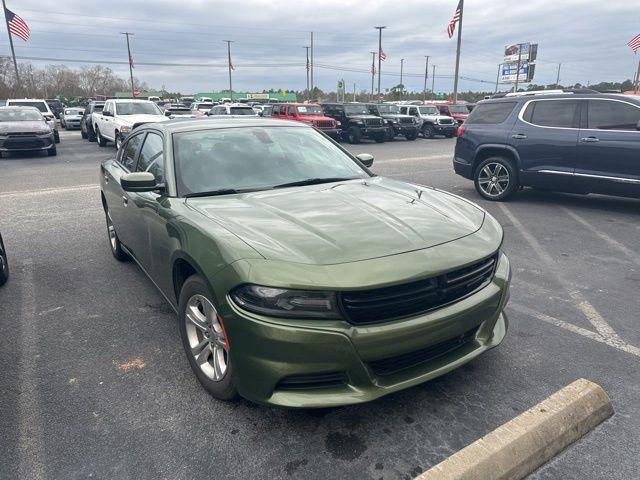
[501,42,538,84]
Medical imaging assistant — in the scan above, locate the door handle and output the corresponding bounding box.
[511,133,527,139]
[580,137,600,143]
[122,195,128,207]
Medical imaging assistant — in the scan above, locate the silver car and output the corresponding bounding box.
[0,106,57,157]
[61,107,85,130]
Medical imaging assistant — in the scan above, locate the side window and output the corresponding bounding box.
[410,107,418,116]
[137,133,165,183]
[288,106,297,116]
[527,100,579,128]
[438,106,448,115]
[119,133,143,171]
[465,102,517,125]
[588,100,640,131]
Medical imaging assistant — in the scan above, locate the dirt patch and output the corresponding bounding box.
[114,358,146,373]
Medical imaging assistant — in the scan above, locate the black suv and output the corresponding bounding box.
[454,92,640,201]
[321,103,386,144]
[80,101,104,142]
[366,103,419,141]
[46,99,64,119]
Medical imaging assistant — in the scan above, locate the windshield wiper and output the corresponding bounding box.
[272,177,357,189]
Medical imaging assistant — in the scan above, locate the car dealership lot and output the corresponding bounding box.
[1,131,638,479]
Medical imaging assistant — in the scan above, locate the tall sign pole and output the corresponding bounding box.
[431,65,436,99]
[370,51,376,101]
[423,56,430,101]
[310,32,314,98]
[452,0,464,103]
[120,32,135,97]
[514,43,524,92]
[400,58,404,98]
[495,64,501,93]
[2,0,21,92]
[223,40,234,101]
[556,62,562,87]
[303,46,310,101]
[375,26,386,101]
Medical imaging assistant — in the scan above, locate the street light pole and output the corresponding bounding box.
[303,46,310,101]
[556,62,562,87]
[431,65,436,99]
[223,40,234,101]
[375,26,386,101]
[400,58,404,99]
[495,63,501,93]
[310,32,314,98]
[120,32,135,97]
[423,56,430,101]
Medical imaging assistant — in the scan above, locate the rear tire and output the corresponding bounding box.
[474,156,519,201]
[422,124,435,139]
[105,208,130,261]
[347,126,362,144]
[178,275,237,401]
[54,131,60,144]
[385,126,395,141]
[96,127,107,147]
[405,131,418,141]
[81,128,88,139]
[0,237,9,287]
[115,133,124,150]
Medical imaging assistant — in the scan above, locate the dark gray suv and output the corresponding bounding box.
[453,92,640,201]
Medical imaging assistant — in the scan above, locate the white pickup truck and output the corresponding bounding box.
[92,99,168,149]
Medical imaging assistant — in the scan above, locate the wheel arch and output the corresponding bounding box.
[171,252,216,306]
[472,145,521,176]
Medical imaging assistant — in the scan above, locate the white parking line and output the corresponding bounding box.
[0,184,99,198]
[560,207,640,266]
[498,203,639,356]
[17,259,46,480]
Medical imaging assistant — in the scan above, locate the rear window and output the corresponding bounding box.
[523,100,579,128]
[9,101,48,112]
[465,102,516,124]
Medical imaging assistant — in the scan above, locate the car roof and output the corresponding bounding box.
[108,99,155,103]
[138,118,307,134]
[480,92,640,105]
[0,105,41,111]
[7,98,48,102]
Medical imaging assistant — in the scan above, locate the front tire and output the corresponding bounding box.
[385,126,395,141]
[105,209,129,261]
[47,146,57,156]
[115,133,124,150]
[0,237,9,287]
[422,124,435,139]
[347,126,362,144]
[54,131,60,143]
[96,127,107,147]
[405,130,418,141]
[474,157,519,201]
[81,128,88,139]
[179,275,237,401]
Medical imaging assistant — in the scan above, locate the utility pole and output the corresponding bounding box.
[452,0,464,103]
[370,51,376,101]
[223,40,234,101]
[310,32,314,99]
[400,58,404,99]
[303,46,310,101]
[431,65,436,99]
[556,62,562,87]
[495,64,501,93]
[423,56,430,101]
[2,0,21,93]
[353,82,356,102]
[120,32,135,97]
[375,26,386,101]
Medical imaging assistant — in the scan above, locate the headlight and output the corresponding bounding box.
[120,126,131,133]
[230,284,341,319]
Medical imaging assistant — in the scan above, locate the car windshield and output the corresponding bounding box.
[376,104,399,114]
[173,126,370,196]
[197,104,211,111]
[297,105,323,115]
[93,104,104,112]
[169,108,191,114]
[448,105,469,114]
[115,102,161,115]
[343,104,369,115]
[0,109,44,121]
[419,106,439,115]
[10,101,48,112]
[229,107,256,115]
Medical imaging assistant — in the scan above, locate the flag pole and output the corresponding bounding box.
[2,0,21,93]
[303,46,310,101]
[375,26,386,102]
[423,56,430,101]
[452,0,464,103]
[635,57,640,92]
[370,51,376,101]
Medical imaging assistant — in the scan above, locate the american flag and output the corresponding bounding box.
[379,50,387,61]
[628,33,640,54]
[447,0,463,39]
[4,7,30,42]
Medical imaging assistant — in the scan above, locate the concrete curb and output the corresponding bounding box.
[415,378,613,480]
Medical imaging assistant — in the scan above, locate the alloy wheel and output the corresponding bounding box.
[478,162,510,197]
[106,212,117,252]
[185,294,228,381]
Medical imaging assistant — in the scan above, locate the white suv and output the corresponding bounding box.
[6,99,59,143]
[207,104,257,116]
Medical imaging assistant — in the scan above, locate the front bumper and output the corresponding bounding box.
[0,134,55,152]
[392,124,419,135]
[65,119,81,128]
[217,244,510,408]
[434,123,456,134]
[361,126,386,138]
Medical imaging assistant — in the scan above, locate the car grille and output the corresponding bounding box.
[315,120,335,129]
[339,253,498,325]
[364,118,383,127]
[399,117,414,124]
[276,372,348,390]
[4,139,46,149]
[439,118,455,125]
[7,132,40,137]
[368,327,479,376]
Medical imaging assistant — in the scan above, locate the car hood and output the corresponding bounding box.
[187,177,485,265]
[349,114,382,120]
[119,114,168,125]
[0,121,49,133]
[381,114,414,120]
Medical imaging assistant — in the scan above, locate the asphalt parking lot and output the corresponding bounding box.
[1,130,638,480]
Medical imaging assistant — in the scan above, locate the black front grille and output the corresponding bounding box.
[368,327,479,376]
[399,117,414,124]
[7,132,41,137]
[5,139,45,149]
[315,120,334,129]
[439,118,454,125]
[364,118,383,127]
[340,253,498,325]
[276,372,348,391]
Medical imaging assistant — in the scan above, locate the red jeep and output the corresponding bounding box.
[434,103,470,125]
[272,103,341,139]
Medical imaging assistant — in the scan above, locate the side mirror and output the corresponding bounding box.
[103,111,113,117]
[164,110,172,117]
[356,153,374,168]
[121,172,161,192]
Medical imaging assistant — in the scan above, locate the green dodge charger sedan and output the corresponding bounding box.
[100,118,510,407]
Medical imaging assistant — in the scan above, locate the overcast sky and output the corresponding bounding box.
[3,0,639,94]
